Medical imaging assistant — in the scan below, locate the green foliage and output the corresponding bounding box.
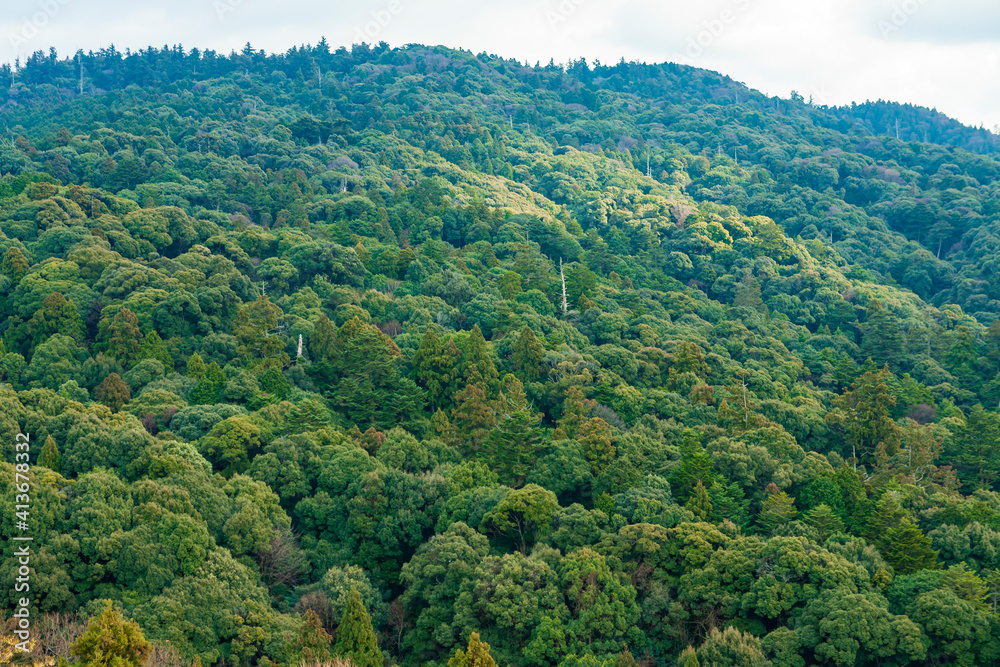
[334,588,382,667]
[71,601,152,667]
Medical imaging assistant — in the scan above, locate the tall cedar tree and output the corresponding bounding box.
[511,325,545,383]
[829,365,902,467]
[107,307,142,368]
[335,587,381,667]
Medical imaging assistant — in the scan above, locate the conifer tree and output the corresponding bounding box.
[757,484,797,534]
[805,503,845,541]
[411,328,460,410]
[511,325,545,383]
[38,434,61,472]
[190,361,226,405]
[95,372,131,412]
[686,480,713,522]
[298,609,333,663]
[138,330,173,370]
[447,632,498,667]
[334,588,381,667]
[670,429,716,502]
[71,601,151,667]
[186,351,207,379]
[460,324,498,391]
[107,307,142,367]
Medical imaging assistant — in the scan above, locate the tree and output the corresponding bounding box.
[485,374,543,484]
[298,609,333,663]
[757,485,798,534]
[828,366,901,467]
[511,325,545,383]
[670,429,716,503]
[0,246,29,283]
[190,361,226,405]
[334,587,382,667]
[107,307,142,367]
[71,600,152,667]
[448,632,498,667]
[686,480,713,522]
[805,503,844,541]
[460,324,498,390]
[95,372,131,412]
[860,300,904,368]
[37,434,60,472]
[138,330,173,370]
[696,627,771,667]
[482,484,559,554]
[410,328,461,410]
[881,518,940,574]
[234,296,289,370]
[186,352,207,379]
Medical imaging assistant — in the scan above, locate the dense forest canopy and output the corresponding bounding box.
[3,40,1000,667]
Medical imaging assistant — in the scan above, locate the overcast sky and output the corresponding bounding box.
[3,0,998,131]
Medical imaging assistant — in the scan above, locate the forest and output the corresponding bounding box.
[2,39,1000,666]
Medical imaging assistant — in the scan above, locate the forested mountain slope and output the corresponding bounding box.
[3,41,1000,667]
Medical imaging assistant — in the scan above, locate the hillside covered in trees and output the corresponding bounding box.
[4,40,1000,667]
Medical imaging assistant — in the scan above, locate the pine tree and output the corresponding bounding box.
[830,366,901,467]
[37,435,60,472]
[447,632,498,667]
[685,480,713,522]
[334,588,381,667]
[71,601,151,667]
[451,382,496,457]
[0,246,29,283]
[107,307,143,367]
[95,372,131,412]
[511,325,545,383]
[678,646,701,667]
[186,352,207,379]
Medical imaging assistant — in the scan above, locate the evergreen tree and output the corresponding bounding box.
[71,601,151,667]
[485,374,543,484]
[190,361,227,405]
[0,246,29,283]
[107,307,142,368]
[235,295,289,369]
[27,292,84,349]
[38,434,61,472]
[576,417,616,476]
[138,330,173,370]
[860,300,904,369]
[460,324,498,391]
[335,587,381,667]
[511,325,545,383]
[298,609,333,663]
[447,632,498,667]
[805,503,845,541]
[829,365,901,467]
[410,328,460,410]
[670,429,716,502]
[881,518,940,574]
[757,484,797,534]
[685,480,713,522]
[186,351,207,379]
[95,372,131,412]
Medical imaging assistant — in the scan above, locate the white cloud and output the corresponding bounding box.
[2,0,998,130]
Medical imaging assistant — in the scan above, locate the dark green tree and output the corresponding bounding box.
[334,587,382,667]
